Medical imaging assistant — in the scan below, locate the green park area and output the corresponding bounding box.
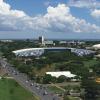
[0,78,39,100]
[83,59,99,68]
[64,96,81,100]
[0,41,100,100]
[48,85,65,94]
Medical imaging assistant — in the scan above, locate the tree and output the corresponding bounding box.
[57,75,66,83]
[43,74,52,84]
[36,77,41,83]
[91,62,100,76]
[81,73,100,100]
[51,76,57,83]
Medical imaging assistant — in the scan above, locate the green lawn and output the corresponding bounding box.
[48,86,64,94]
[83,59,99,68]
[64,96,81,100]
[0,79,39,100]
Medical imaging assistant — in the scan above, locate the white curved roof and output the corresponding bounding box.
[12,48,44,53]
[12,47,68,53]
[46,71,76,78]
[92,44,100,49]
[12,47,95,57]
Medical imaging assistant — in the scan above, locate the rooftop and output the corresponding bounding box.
[46,71,76,78]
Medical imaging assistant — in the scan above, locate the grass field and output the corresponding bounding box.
[48,86,64,94]
[83,59,99,68]
[64,95,81,100]
[0,78,39,100]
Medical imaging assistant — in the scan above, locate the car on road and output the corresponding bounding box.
[30,83,34,86]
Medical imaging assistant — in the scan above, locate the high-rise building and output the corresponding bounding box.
[39,36,44,45]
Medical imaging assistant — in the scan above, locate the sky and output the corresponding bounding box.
[0,0,100,39]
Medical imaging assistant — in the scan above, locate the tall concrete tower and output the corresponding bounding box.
[39,36,44,45]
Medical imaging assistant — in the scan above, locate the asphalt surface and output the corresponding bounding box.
[0,57,61,100]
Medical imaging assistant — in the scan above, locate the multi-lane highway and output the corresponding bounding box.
[0,57,61,100]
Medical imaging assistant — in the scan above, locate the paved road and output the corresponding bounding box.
[0,57,61,100]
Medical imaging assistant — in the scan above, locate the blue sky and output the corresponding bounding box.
[5,0,97,23]
[5,0,70,16]
[0,0,100,39]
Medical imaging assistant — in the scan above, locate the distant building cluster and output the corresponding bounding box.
[59,40,85,45]
[38,36,85,46]
[0,40,13,42]
[38,36,55,46]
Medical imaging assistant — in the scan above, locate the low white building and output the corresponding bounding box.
[44,40,55,45]
[59,41,67,44]
[92,44,100,49]
[95,54,100,58]
[46,71,76,78]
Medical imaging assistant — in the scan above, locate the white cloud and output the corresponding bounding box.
[0,0,25,17]
[0,0,100,33]
[91,9,100,19]
[41,4,100,33]
[68,0,100,8]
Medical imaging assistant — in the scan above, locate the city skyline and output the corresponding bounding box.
[0,0,100,39]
